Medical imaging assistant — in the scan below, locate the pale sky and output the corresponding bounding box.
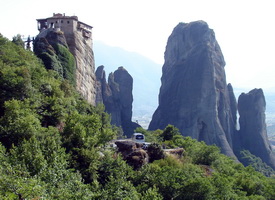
[1,0,275,93]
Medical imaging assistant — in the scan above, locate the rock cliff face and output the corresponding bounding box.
[149,21,275,169]
[96,66,140,137]
[95,65,111,105]
[237,89,275,169]
[227,83,238,127]
[34,28,96,105]
[63,28,96,105]
[149,21,237,157]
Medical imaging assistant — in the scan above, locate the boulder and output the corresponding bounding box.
[126,149,149,170]
[115,140,148,169]
[115,140,142,157]
[164,148,185,158]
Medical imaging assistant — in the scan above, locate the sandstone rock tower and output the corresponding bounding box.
[36,13,96,104]
[149,21,237,158]
[149,21,275,169]
[237,89,275,169]
[96,66,140,137]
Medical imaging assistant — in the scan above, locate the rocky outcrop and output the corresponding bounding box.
[163,148,184,158]
[115,140,148,169]
[149,21,237,158]
[33,29,73,80]
[34,28,96,105]
[227,83,238,128]
[95,65,111,105]
[115,140,169,169]
[64,28,96,105]
[96,66,140,137]
[112,67,137,133]
[237,89,275,169]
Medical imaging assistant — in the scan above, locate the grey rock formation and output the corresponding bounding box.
[149,21,237,157]
[238,89,275,169]
[94,41,162,128]
[113,67,135,131]
[64,29,96,105]
[34,28,96,105]
[36,29,68,47]
[148,21,275,169]
[227,83,238,128]
[95,65,111,105]
[96,66,140,137]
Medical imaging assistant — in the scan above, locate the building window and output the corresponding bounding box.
[67,21,70,24]
[61,20,63,23]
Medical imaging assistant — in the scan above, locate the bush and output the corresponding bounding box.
[147,143,165,163]
[160,124,180,141]
[239,150,275,177]
[55,44,76,85]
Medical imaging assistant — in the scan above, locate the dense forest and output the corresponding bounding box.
[0,34,275,199]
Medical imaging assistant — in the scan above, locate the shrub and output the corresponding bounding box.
[147,143,165,163]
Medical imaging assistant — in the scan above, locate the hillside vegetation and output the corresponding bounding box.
[0,34,274,199]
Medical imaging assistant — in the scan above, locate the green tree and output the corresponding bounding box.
[137,159,213,200]
[0,142,46,199]
[97,151,134,187]
[233,166,266,197]
[0,65,33,114]
[62,111,116,183]
[63,112,110,149]
[160,124,180,141]
[55,44,76,85]
[0,100,41,149]
[9,137,47,176]
[210,173,240,199]
[140,186,163,200]
[100,176,140,200]
[239,150,275,176]
[173,135,221,165]
[12,34,24,48]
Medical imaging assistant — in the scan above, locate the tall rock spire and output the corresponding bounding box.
[149,21,237,157]
[96,66,140,137]
[237,89,275,169]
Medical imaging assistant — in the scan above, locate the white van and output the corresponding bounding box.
[131,133,145,143]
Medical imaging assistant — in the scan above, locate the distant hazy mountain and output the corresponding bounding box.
[93,40,162,128]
